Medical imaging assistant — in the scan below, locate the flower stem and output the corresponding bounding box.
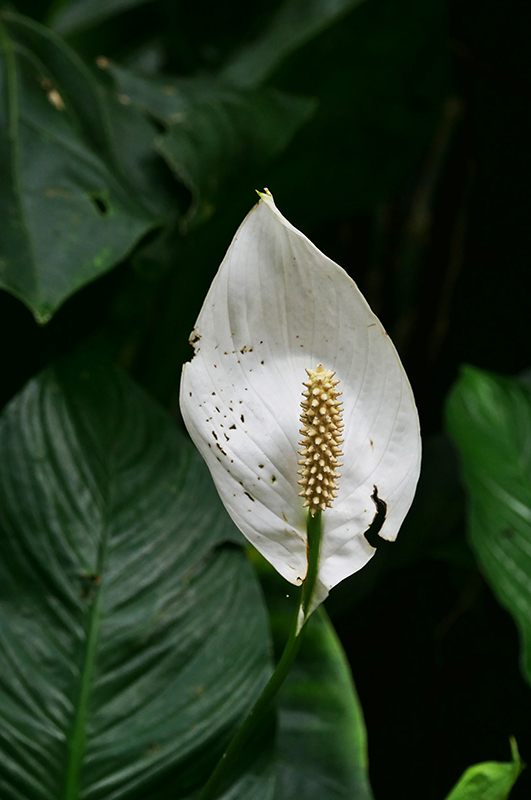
[301,509,322,620]
[197,510,323,800]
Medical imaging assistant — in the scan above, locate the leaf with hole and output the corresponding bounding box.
[0,13,160,322]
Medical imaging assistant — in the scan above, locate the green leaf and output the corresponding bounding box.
[256,558,374,799]
[446,366,531,684]
[49,0,154,36]
[101,91,181,221]
[0,354,274,800]
[277,610,374,799]
[220,0,368,89]
[444,738,524,800]
[0,13,159,322]
[104,63,316,226]
[264,0,449,222]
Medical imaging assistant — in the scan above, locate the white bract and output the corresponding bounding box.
[180,190,421,613]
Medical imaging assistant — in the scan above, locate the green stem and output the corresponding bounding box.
[301,509,322,621]
[198,510,323,800]
[197,596,303,800]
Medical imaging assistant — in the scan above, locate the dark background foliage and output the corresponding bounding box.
[1,0,531,797]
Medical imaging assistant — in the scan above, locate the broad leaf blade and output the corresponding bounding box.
[104,63,316,225]
[444,738,524,800]
[100,93,178,221]
[257,558,374,799]
[277,609,374,799]
[0,355,273,799]
[446,366,531,684]
[221,0,367,88]
[0,13,159,322]
[50,0,154,35]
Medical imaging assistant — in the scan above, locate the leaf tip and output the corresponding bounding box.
[509,736,525,772]
[35,309,53,326]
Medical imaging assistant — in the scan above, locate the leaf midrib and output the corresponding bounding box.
[63,486,110,800]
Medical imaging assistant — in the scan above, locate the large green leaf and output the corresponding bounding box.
[104,63,316,226]
[0,13,160,322]
[444,739,524,800]
[256,559,374,799]
[49,0,154,35]
[446,366,531,684]
[0,354,274,800]
[220,0,367,88]
[276,610,374,799]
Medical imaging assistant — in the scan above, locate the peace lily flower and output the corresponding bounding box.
[180,190,421,617]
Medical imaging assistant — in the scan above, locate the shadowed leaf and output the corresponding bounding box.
[447,366,531,686]
[0,13,159,321]
[104,62,316,226]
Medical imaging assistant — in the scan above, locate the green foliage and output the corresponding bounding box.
[0,0,529,797]
[265,0,450,222]
[221,0,368,88]
[446,367,531,686]
[105,62,316,226]
[0,13,159,322]
[258,558,373,800]
[49,0,153,36]
[0,354,274,799]
[0,352,377,799]
[0,8,314,319]
[444,739,524,800]
[276,611,373,799]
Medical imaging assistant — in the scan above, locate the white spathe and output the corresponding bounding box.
[180,190,421,610]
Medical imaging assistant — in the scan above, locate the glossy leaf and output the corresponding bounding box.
[221,0,367,88]
[446,367,531,684]
[181,190,421,613]
[276,609,373,799]
[104,63,316,225]
[276,610,373,799]
[0,13,158,322]
[0,354,274,800]
[444,739,524,800]
[257,558,373,800]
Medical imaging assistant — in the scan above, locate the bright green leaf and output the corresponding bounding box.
[444,738,524,800]
[0,13,159,322]
[104,62,316,226]
[221,0,367,88]
[0,354,274,800]
[446,366,531,685]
